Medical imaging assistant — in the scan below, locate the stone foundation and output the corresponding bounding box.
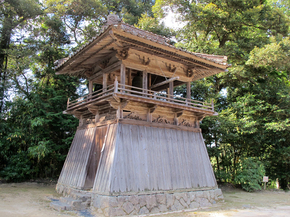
[91,189,224,216]
[56,183,88,196]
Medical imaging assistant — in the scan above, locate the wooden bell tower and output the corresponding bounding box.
[54,14,228,216]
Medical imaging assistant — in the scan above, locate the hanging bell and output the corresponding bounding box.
[132,72,143,89]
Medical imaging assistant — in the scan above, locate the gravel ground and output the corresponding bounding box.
[0,182,289,217]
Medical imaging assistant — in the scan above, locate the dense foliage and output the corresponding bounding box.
[0,0,289,190]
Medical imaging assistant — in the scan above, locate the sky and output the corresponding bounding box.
[161,9,186,30]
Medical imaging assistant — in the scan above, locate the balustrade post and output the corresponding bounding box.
[211,99,214,111]
[114,76,119,93]
[67,98,70,109]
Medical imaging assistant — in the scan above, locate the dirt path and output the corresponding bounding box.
[0,183,289,217]
[0,182,75,217]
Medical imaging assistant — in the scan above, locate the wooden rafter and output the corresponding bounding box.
[150,77,179,90]
[89,61,121,81]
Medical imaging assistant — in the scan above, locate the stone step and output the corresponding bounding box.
[70,192,91,203]
[60,197,82,207]
[50,201,73,211]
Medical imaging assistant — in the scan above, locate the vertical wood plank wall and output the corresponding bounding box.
[93,123,217,194]
[84,126,107,189]
[93,124,118,193]
[58,126,107,190]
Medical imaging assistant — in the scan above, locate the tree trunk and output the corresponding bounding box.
[0,16,13,113]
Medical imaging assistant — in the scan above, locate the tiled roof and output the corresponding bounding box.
[54,19,228,71]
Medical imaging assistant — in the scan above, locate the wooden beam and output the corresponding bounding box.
[121,100,129,109]
[150,77,179,90]
[72,111,82,119]
[87,105,99,115]
[115,93,215,116]
[114,32,227,69]
[122,59,191,82]
[148,104,158,113]
[174,109,184,118]
[89,61,121,81]
[56,39,115,74]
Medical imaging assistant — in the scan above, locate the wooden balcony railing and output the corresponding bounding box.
[67,80,214,112]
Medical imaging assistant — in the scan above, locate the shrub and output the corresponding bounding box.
[235,157,265,192]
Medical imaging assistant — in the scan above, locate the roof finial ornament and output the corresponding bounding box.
[106,13,121,26]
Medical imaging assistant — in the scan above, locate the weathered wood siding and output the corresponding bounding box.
[93,123,217,194]
[57,127,99,189]
[84,126,107,189]
[93,124,118,193]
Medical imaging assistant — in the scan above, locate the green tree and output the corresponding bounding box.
[154,0,290,189]
[0,14,80,181]
[0,0,42,113]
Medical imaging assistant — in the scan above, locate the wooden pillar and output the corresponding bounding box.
[95,110,99,123]
[147,105,157,122]
[186,82,191,105]
[174,113,179,126]
[79,115,83,126]
[148,73,151,89]
[169,81,173,99]
[148,73,152,98]
[143,71,148,96]
[89,80,93,96]
[88,81,93,101]
[147,112,152,122]
[120,63,126,92]
[103,74,108,92]
[116,105,123,119]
